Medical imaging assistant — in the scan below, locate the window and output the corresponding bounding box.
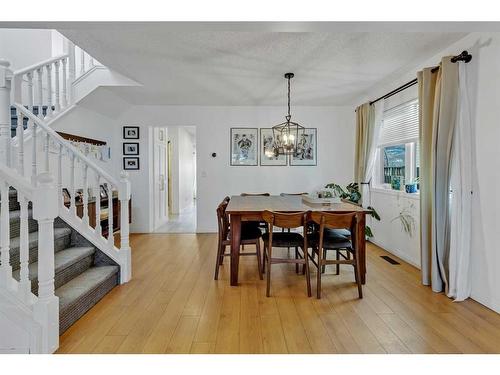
[374,98,419,189]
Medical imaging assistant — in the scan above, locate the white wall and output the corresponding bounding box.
[369,190,421,267]
[355,32,500,313]
[0,29,56,70]
[178,127,196,212]
[117,105,355,233]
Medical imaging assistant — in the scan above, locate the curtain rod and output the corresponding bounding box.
[365,50,472,107]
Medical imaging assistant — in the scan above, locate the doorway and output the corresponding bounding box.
[154,126,197,233]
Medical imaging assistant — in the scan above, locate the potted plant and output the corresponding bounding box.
[324,182,380,238]
[405,177,419,194]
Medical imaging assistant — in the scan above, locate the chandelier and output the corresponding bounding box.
[268,72,305,157]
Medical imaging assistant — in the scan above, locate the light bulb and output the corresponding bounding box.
[289,134,295,142]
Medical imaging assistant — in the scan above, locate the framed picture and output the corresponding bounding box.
[230,128,258,166]
[260,128,287,166]
[123,126,140,139]
[123,142,139,155]
[290,128,317,166]
[123,157,140,170]
[100,185,108,199]
[62,188,71,203]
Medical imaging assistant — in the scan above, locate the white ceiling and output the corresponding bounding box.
[9,23,473,106]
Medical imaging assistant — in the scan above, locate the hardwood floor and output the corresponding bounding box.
[57,233,500,354]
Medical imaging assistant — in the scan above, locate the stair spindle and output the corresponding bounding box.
[36,68,43,119]
[44,133,49,172]
[26,72,34,128]
[70,153,76,216]
[61,58,68,108]
[107,182,114,246]
[80,48,85,76]
[45,64,53,118]
[31,123,37,186]
[95,175,101,236]
[83,165,89,225]
[16,110,25,176]
[58,144,63,206]
[18,194,31,299]
[54,60,61,114]
[0,181,12,283]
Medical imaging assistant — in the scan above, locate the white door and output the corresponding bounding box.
[154,129,168,228]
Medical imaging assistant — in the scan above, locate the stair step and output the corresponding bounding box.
[6,209,38,238]
[57,265,119,334]
[12,246,95,295]
[8,227,72,271]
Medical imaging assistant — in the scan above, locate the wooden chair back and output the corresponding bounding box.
[280,192,308,196]
[262,210,309,229]
[310,211,356,233]
[241,192,270,197]
[216,200,230,240]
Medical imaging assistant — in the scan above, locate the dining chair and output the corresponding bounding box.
[214,198,263,281]
[309,211,362,299]
[262,210,312,297]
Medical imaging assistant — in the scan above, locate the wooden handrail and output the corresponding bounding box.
[56,131,106,146]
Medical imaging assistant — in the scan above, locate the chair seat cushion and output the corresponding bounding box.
[325,228,351,238]
[263,232,304,248]
[307,231,352,249]
[228,222,263,241]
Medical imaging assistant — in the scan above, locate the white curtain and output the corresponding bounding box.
[360,100,384,208]
[448,61,474,301]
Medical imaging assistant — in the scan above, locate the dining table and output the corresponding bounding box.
[225,195,371,286]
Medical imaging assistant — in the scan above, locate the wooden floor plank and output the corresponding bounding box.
[56,234,500,354]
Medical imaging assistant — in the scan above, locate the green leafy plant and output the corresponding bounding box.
[391,204,416,237]
[324,182,380,238]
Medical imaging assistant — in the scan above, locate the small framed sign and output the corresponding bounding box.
[123,157,140,170]
[123,142,139,155]
[123,126,140,139]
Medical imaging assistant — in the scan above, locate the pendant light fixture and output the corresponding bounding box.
[270,72,305,156]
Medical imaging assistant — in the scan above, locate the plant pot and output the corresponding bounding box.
[405,183,417,193]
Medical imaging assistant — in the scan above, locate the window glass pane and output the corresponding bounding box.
[383,145,405,184]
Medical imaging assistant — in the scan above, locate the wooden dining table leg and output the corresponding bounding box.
[230,213,242,286]
[356,213,367,284]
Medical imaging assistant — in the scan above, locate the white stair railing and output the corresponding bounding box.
[14,104,132,283]
[1,53,131,284]
[0,165,60,354]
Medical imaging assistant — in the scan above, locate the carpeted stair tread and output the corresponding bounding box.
[57,265,119,312]
[57,265,119,333]
[12,246,95,293]
[8,227,72,271]
[6,209,38,237]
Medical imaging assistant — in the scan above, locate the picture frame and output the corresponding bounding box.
[230,127,258,166]
[290,128,318,166]
[123,142,139,155]
[100,184,108,199]
[123,126,140,139]
[259,128,287,166]
[123,157,140,170]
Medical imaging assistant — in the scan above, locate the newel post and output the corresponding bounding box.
[32,172,59,353]
[64,39,76,105]
[118,171,131,283]
[0,59,13,167]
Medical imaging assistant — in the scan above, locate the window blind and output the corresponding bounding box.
[378,98,419,147]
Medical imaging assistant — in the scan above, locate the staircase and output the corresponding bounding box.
[4,188,120,334]
[0,34,132,353]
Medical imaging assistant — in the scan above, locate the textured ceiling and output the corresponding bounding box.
[53,24,468,106]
